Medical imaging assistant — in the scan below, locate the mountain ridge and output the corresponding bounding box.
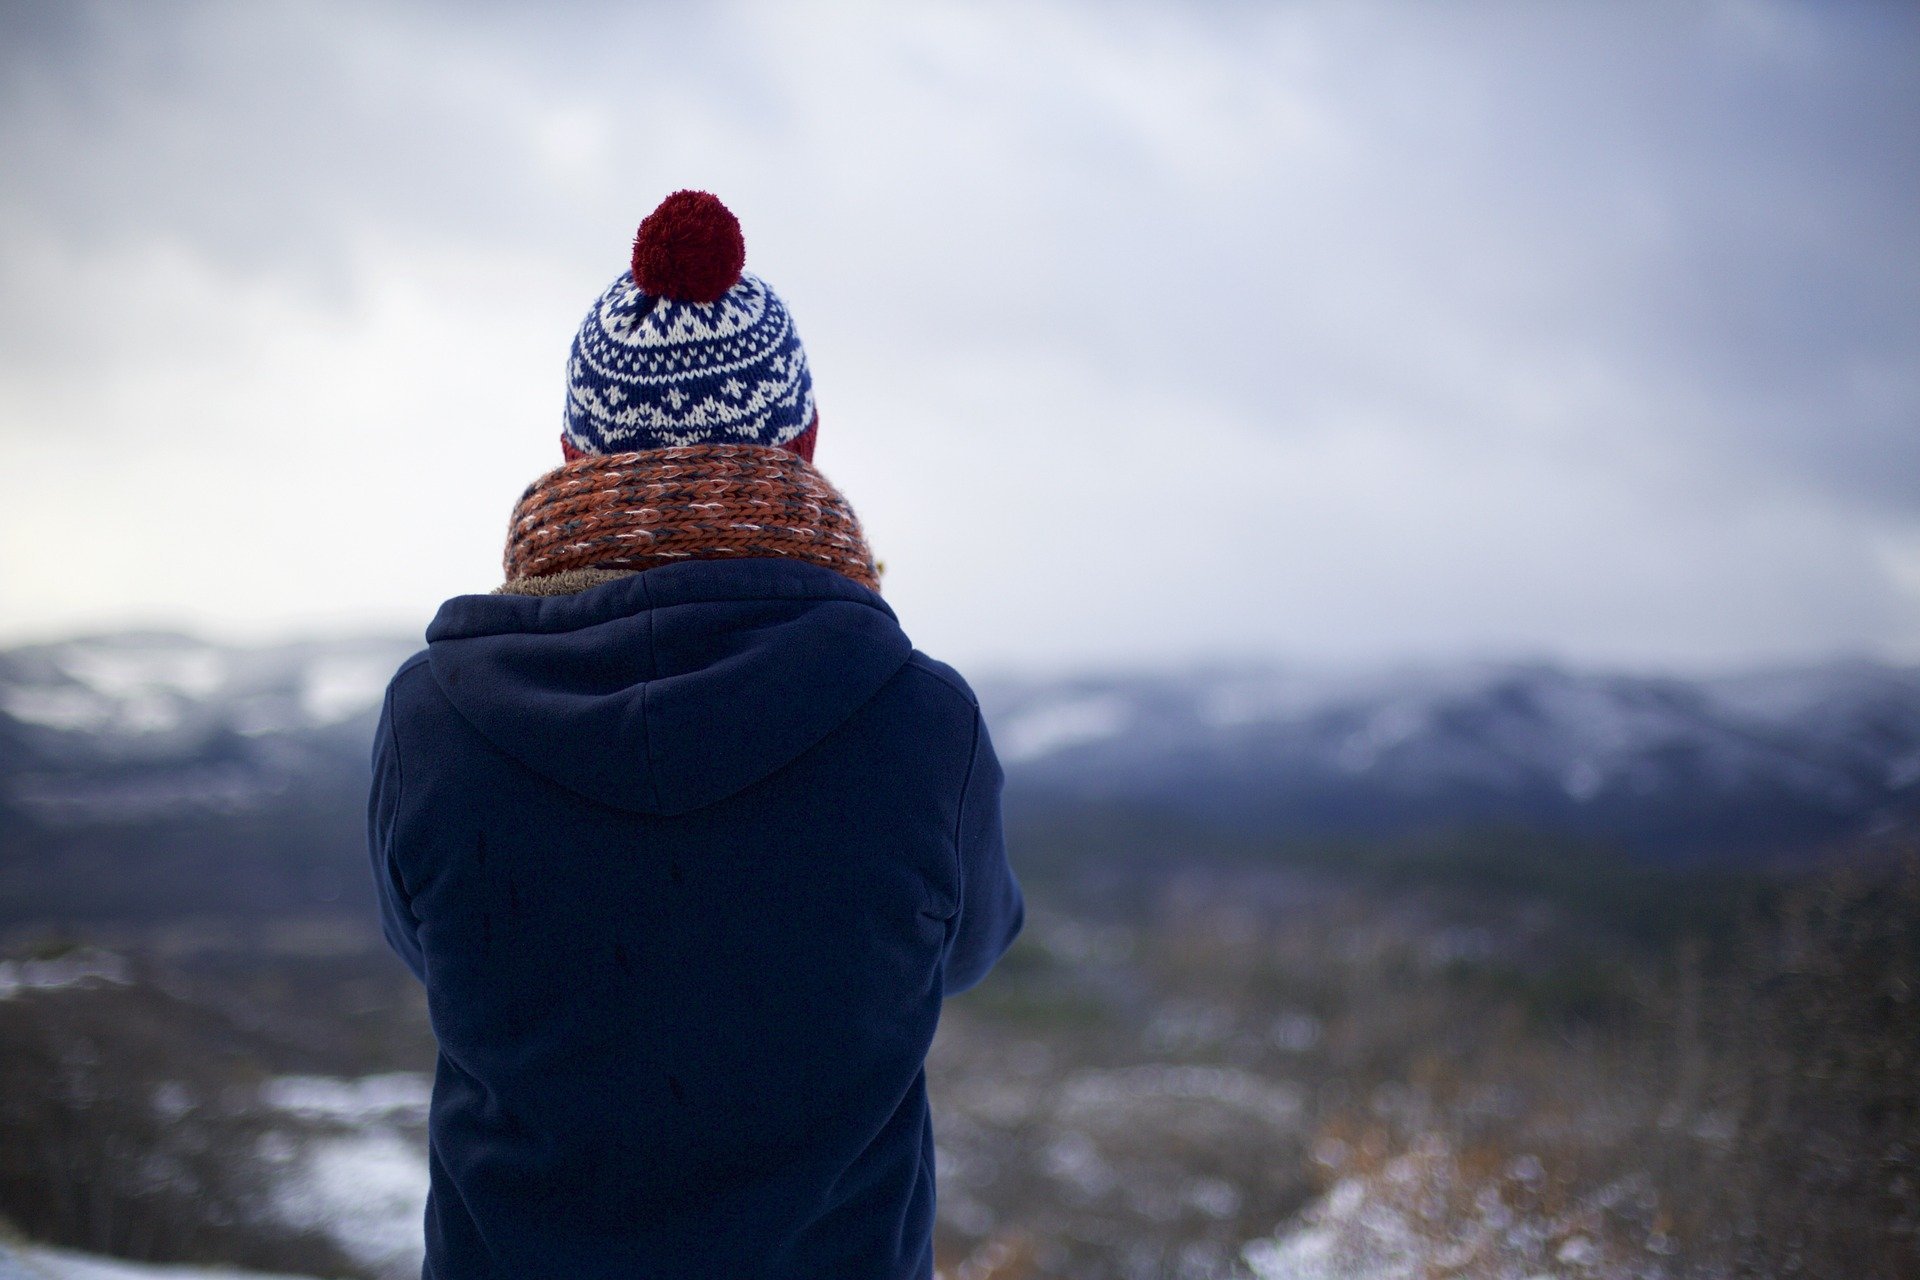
[1,632,1914,929]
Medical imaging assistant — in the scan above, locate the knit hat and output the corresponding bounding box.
[560,191,819,463]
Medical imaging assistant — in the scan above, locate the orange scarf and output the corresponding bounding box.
[501,444,880,593]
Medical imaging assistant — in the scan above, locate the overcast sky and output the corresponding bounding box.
[1,0,1915,672]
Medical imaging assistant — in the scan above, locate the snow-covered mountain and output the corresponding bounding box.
[981,658,1920,856]
[2,633,1916,872]
[0,631,417,826]
[0,632,424,926]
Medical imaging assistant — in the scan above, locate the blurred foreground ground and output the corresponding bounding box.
[2,836,1915,1280]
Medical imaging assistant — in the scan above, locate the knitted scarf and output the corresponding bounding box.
[498,444,880,595]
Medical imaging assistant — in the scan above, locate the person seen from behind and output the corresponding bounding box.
[366,190,1026,1279]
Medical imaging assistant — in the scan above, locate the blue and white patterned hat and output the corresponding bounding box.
[560,191,818,461]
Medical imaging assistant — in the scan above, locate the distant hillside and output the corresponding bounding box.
[1,632,1916,927]
[984,658,1920,859]
[0,631,419,926]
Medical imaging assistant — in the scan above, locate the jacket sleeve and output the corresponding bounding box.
[942,707,1025,996]
[368,684,427,985]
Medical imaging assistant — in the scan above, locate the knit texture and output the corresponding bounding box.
[562,269,815,455]
[503,444,878,592]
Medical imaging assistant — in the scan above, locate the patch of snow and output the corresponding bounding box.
[0,949,129,1000]
[1188,1176,1242,1219]
[0,686,120,734]
[299,655,395,726]
[1557,1235,1600,1265]
[259,1129,427,1280]
[1043,1131,1116,1199]
[1196,674,1346,727]
[0,1240,317,1280]
[995,694,1134,763]
[1242,1138,1674,1280]
[150,1081,195,1122]
[250,1072,432,1280]
[228,696,307,737]
[1269,1012,1323,1053]
[260,1073,432,1125]
[0,686,182,736]
[1336,703,1428,773]
[1701,665,1867,723]
[58,645,229,703]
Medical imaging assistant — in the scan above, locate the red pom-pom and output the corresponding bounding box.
[630,190,746,303]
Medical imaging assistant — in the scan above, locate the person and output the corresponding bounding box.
[365,190,1025,1280]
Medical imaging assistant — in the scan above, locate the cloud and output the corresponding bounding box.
[0,0,1915,668]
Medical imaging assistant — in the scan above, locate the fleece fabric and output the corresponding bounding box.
[366,556,1024,1280]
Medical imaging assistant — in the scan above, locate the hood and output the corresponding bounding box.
[423,559,913,817]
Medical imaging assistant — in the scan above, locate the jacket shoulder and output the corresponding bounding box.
[389,648,432,691]
[381,649,434,722]
[898,650,981,712]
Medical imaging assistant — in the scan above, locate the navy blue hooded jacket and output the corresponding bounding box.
[366,557,1024,1279]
